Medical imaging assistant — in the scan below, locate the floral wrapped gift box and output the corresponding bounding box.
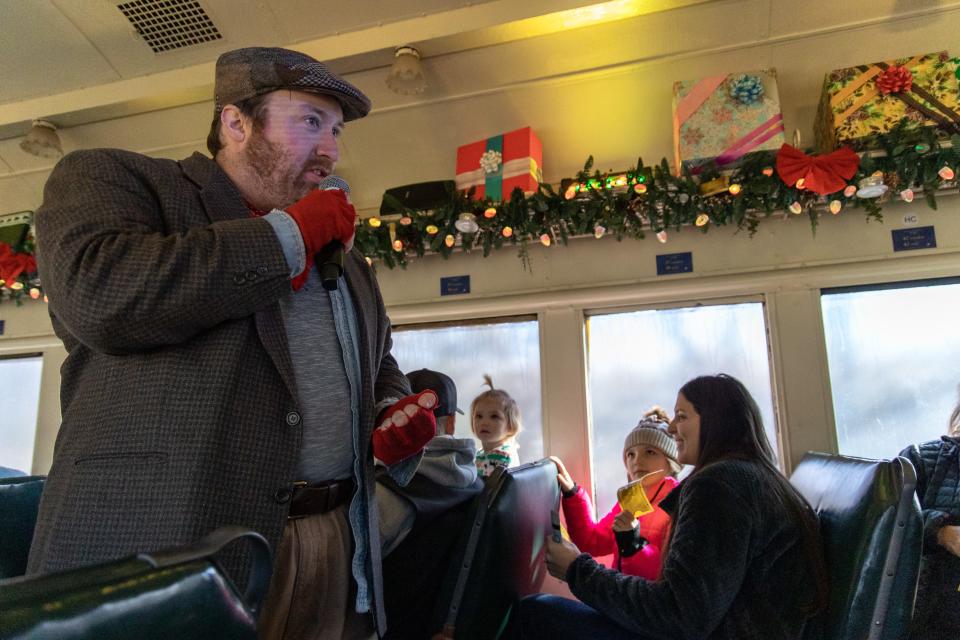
[815,52,960,152]
[672,69,785,174]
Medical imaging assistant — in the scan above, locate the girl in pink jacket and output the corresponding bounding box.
[551,408,680,580]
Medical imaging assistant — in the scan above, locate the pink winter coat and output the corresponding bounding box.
[561,476,678,580]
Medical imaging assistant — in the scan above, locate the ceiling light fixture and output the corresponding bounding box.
[20,120,63,159]
[386,46,427,95]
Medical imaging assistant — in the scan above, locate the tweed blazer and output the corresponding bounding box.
[27,150,409,627]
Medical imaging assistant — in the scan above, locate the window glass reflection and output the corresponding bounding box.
[821,281,960,458]
[0,354,43,474]
[586,303,776,514]
[391,319,543,463]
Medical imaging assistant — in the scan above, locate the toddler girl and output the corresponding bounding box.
[471,374,522,477]
[551,407,680,580]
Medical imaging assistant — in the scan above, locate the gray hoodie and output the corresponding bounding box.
[377,435,480,555]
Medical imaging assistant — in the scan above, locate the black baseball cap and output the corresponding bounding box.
[406,369,464,418]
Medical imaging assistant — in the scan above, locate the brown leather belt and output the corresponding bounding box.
[288,478,356,519]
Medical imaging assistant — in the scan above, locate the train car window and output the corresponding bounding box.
[0,353,43,474]
[821,278,960,459]
[391,317,544,463]
[585,303,777,516]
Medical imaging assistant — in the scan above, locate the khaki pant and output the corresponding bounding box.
[258,504,376,640]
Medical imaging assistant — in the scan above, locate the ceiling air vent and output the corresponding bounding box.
[117,0,222,54]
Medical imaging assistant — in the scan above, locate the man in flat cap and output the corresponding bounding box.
[29,46,436,639]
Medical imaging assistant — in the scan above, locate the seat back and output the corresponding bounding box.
[435,459,560,639]
[0,475,45,579]
[789,453,922,640]
[0,526,271,640]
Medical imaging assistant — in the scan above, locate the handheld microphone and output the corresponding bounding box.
[315,175,351,291]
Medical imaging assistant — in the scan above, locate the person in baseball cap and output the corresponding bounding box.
[407,368,465,435]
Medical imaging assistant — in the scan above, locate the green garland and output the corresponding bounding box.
[3,120,958,304]
[354,120,960,269]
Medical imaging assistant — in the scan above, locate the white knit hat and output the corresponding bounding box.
[623,413,681,474]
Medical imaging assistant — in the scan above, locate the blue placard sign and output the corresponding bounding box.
[440,275,470,296]
[656,252,693,275]
[892,226,936,252]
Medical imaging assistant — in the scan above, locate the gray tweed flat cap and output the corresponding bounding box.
[214,47,371,121]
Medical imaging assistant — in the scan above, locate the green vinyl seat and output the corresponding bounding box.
[0,475,45,579]
[432,458,560,639]
[0,525,271,640]
[789,453,922,640]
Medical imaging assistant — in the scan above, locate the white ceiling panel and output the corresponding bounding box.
[49,0,283,79]
[0,0,120,103]
[270,0,500,43]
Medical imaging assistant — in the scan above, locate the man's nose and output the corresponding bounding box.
[316,133,339,162]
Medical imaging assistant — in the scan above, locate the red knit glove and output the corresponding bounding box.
[286,189,356,290]
[373,390,438,466]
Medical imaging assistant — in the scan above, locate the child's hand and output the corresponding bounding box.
[545,536,582,581]
[612,510,639,533]
[938,525,960,558]
[549,455,576,494]
[372,390,437,466]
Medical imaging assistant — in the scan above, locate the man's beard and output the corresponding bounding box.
[243,130,314,209]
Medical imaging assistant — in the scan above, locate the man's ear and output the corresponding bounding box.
[220,105,249,146]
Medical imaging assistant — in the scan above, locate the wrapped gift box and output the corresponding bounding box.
[672,69,785,173]
[455,127,543,200]
[815,52,960,152]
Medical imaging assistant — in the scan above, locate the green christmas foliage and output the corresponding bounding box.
[355,120,959,269]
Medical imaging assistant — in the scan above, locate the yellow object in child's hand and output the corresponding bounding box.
[616,472,661,517]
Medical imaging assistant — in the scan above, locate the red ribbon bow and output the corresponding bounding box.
[877,65,913,96]
[775,144,860,196]
[0,242,37,288]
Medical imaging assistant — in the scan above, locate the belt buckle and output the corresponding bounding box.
[287,481,309,521]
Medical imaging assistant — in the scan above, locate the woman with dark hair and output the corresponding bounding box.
[899,387,960,639]
[513,374,827,640]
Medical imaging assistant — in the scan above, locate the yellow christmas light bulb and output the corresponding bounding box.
[634,183,647,194]
[564,186,577,200]
[29,287,40,299]
[594,225,605,239]
[728,183,742,195]
[656,230,668,243]
[425,224,439,235]
[392,239,403,252]
[540,233,552,247]
[829,200,842,215]
[762,167,774,177]
[484,207,497,219]
[10,281,23,290]
[939,166,955,181]
[444,234,455,248]
[789,202,803,215]
[900,188,915,203]
[365,256,373,266]
[368,217,382,228]
[844,185,857,198]
[795,178,806,190]
[502,226,513,238]
[399,216,412,226]
[43,295,49,303]
[695,213,709,227]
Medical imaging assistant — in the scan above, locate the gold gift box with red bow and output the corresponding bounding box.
[814,52,960,152]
